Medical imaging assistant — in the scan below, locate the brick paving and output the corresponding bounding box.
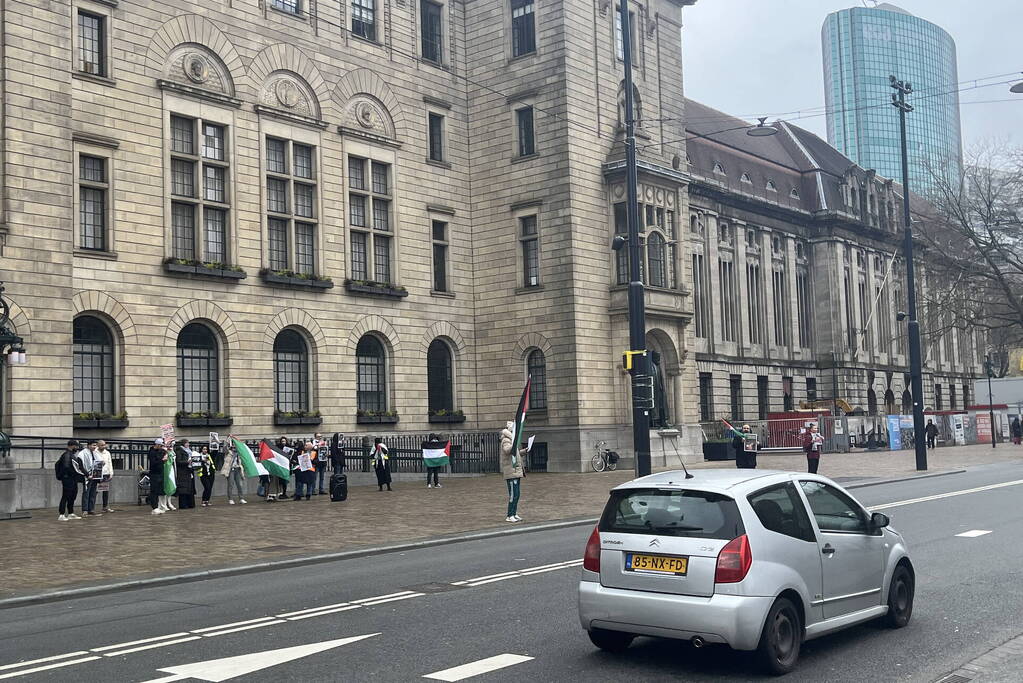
[2,444,1020,600]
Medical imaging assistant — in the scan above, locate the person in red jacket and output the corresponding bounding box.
[803,424,825,474]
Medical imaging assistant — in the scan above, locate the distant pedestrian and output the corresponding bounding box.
[223,443,247,505]
[1011,417,1021,446]
[313,432,330,495]
[95,440,116,513]
[733,424,759,469]
[925,419,939,450]
[422,433,449,489]
[148,438,168,516]
[198,445,216,507]
[803,424,824,474]
[174,439,196,509]
[292,441,316,501]
[55,440,82,521]
[330,432,346,475]
[500,421,527,523]
[277,437,293,500]
[373,438,392,492]
[77,441,103,517]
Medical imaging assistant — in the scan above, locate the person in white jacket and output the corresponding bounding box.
[95,440,116,513]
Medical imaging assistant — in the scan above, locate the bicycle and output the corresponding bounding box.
[591,441,619,472]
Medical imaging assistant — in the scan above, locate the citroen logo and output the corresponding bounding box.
[648,538,661,547]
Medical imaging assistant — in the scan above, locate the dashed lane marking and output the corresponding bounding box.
[955,529,992,538]
[100,636,202,658]
[872,478,1023,511]
[0,656,101,681]
[423,654,534,681]
[285,605,362,621]
[91,633,192,652]
[361,593,425,606]
[198,620,287,638]
[0,652,89,672]
[192,617,276,633]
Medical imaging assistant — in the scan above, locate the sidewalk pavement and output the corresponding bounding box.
[2,443,1020,602]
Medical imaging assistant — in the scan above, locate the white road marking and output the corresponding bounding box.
[362,593,425,606]
[198,620,286,637]
[102,636,202,657]
[350,590,415,604]
[956,529,993,538]
[0,651,89,672]
[286,605,362,621]
[91,633,192,652]
[0,656,101,681]
[277,603,350,618]
[423,654,534,681]
[465,560,581,586]
[872,478,1023,511]
[192,616,276,633]
[143,633,380,683]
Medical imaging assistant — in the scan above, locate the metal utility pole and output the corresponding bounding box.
[890,75,927,471]
[621,1,652,477]
[985,354,997,448]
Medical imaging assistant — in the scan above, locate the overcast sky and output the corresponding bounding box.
[681,1,1022,150]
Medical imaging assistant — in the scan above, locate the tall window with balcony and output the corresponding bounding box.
[349,156,394,284]
[171,116,231,265]
[510,0,535,57]
[267,137,317,275]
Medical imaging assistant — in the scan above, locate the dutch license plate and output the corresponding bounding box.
[626,553,688,576]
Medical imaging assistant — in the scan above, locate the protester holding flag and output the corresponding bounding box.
[232,438,291,502]
[499,421,527,523]
[421,433,449,489]
[276,437,293,500]
[373,437,392,492]
[147,439,167,516]
[731,424,759,469]
[222,442,247,505]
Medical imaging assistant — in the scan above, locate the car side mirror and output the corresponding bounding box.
[870,512,890,529]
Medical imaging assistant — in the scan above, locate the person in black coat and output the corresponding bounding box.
[732,424,759,469]
[147,439,167,515]
[925,419,939,449]
[174,439,197,509]
[55,440,82,520]
[372,438,392,491]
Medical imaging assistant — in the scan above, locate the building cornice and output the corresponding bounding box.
[603,159,690,185]
[157,80,242,109]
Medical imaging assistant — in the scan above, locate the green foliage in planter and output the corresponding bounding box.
[274,410,323,418]
[356,409,399,418]
[428,409,465,417]
[76,411,128,420]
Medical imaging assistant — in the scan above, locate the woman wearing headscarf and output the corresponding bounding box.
[499,421,527,523]
[373,437,392,492]
[276,436,293,501]
[174,439,197,509]
[197,444,217,507]
[147,438,167,515]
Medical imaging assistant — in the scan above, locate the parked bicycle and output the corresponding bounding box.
[591,441,619,472]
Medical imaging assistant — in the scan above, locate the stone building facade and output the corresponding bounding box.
[0,0,978,472]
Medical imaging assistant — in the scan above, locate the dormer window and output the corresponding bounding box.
[713,162,725,176]
[766,179,777,192]
[789,187,799,199]
[740,172,752,185]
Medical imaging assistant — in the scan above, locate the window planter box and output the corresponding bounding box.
[429,414,466,424]
[98,418,130,429]
[261,271,334,290]
[73,418,100,429]
[164,261,246,280]
[356,415,399,425]
[344,281,409,299]
[73,417,129,429]
[177,416,234,428]
[702,442,734,461]
[274,415,323,426]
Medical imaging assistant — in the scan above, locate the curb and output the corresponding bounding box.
[0,516,598,610]
[844,468,966,489]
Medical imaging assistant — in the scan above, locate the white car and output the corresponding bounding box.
[578,469,914,674]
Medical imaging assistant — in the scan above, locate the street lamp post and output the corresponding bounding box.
[890,76,927,471]
[985,354,997,448]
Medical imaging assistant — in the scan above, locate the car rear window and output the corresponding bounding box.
[599,488,745,540]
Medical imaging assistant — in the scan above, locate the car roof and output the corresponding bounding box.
[611,469,817,496]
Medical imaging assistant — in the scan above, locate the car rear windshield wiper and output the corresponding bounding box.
[646,524,704,532]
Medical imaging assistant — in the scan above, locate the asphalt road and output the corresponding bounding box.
[3,461,1023,683]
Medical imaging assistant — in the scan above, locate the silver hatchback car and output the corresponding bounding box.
[578,469,914,674]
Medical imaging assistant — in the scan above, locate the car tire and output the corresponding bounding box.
[757,597,802,675]
[884,564,914,628]
[587,628,634,653]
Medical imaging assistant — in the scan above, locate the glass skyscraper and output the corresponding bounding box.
[822,4,962,194]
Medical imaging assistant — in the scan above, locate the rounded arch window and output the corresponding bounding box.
[177,322,219,413]
[647,232,667,288]
[73,315,115,414]
[356,335,387,413]
[427,339,454,413]
[526,348,548,411]
[274,329,309,413]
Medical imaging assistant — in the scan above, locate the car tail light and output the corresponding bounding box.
[583,526,601,573]
[715,534,752,583]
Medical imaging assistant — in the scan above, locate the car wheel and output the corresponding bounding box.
[884,564,914,628]
[587,628,634,653]
[757,597,802,675]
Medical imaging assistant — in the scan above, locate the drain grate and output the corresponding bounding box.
[934,674,972,683]
[254,545,301,552]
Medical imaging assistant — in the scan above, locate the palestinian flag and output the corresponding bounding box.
[258,440,291,481]
[233,438,268,478]
[511,375,531,466]
[422,439,450,467]
[721,418,754,440]
[163,455,176,496]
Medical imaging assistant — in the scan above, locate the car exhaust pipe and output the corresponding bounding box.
[691,636,705,649]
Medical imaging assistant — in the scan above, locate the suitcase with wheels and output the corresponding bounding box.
[330,473,348,502]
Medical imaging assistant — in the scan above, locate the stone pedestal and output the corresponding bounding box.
[0,462,31,520]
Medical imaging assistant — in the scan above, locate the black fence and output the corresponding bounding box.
[6,431,502,475]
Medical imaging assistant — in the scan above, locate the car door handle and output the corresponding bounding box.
[822,544,836,555]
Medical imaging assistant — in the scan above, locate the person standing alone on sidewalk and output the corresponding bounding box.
[733,424,759,469]
[925,419,939,450]
[500,422,527,523]
[55,440,82,520]
[373,437,392,491]
[1010,417,1021,446]
[803,424,824,474]
[422,433,448,488]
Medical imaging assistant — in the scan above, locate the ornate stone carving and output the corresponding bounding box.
[259,73,317,118]
[183,52,210,83]
[275,79,301,109]
[165,45,233,95]
[342,95,396,140]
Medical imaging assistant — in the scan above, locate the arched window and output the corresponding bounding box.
[356,335,386,413]
[901,389,912,415]
[427,339,454,413]
[526,349,548,411]
[73,315,114,414]
[867,388,877,416]
[647,233,666,288]
[177,322,219,413]
[274,329,309,412]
